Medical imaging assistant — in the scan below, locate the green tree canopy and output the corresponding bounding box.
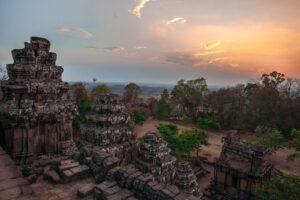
[90,84,110,101]
[255,172,300,200]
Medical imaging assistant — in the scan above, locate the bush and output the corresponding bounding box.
[267,129,285,151]
[287,153,300,161]
[255,172,300,200]
[157,124,208,160]
[132,110,145,125]
[197,118,220,130]
[72,101,91,129]
[288,129,300,151]
[182,116,192,124]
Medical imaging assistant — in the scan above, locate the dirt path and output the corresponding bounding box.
[134,118,300,176]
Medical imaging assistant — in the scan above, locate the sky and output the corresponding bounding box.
[0,0,299,86]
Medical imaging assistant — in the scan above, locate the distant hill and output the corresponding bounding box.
[68,81,222,97]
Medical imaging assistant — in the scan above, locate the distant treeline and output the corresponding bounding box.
[70,71,300,135]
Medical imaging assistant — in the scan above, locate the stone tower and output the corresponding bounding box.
[0,37,77,160]
[79,94,136,163]
[135,132,177,184]
[175,162,201,196]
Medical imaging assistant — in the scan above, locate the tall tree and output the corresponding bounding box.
[171,78,208,120]
[71,82,89,104]
[90,84,110,101]
[123,83,141,104]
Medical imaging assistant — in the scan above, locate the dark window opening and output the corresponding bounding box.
[0,123,5,150]
[232,176,238,188]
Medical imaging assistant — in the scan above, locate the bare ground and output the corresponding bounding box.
[134,118,300,190]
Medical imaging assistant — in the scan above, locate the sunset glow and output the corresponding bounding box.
[0,0,299,85]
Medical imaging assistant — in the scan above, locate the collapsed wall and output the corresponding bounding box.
[0,37,77,160]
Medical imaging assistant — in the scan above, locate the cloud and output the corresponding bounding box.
[193,50,224,56]
[129,0,152,18]
[85,46,125,52]
[204,40,221,50]
[166,51,205,67]
[166,17,186,25]
[208,57,232,64]
[86,46,98,50]
[56,26,92,38]
[135,46,147,49]
[102,46,125,52]
[166,50,234,69]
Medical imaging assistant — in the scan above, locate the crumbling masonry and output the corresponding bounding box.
[0,37,77,161]
[208,130,273,200]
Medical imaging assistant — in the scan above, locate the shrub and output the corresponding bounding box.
[287,153,300,161]
[72,101,91,129]
[255,172,300,200]
[197,118,220,130]
[182,116,192,124]
[267,129,285,151]
[288,129,300,151]
[157,124,208,160]
[132,110,145,125]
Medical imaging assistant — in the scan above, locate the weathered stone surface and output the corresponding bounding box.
[208,130,273,200]
[43,170,60,183]
[0,147,37,200]
[175,162,201,196]
[77,183,95,198]
[135,132,176,184]
[79,94,137,163]
[0,36,77,160]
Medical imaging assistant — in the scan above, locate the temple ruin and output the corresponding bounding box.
[0,37,77,161]
[0,37,203,200]
[78,94,201,199]
[135,132,177,184]
[175,162,201,196]
[208,130,273,200]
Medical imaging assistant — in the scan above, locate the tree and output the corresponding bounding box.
[255,172,300,200]
[171,78,208,119]
[261,71,285,89]
[197,117,220,130]
[123,83,141,104]
[71,82,89,104]
[90,84,110,101]
[155,100,169,120]
[157,124,208,160]
[161,88,170,103]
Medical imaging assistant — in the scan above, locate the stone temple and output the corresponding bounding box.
[207,130,273,200]
[135,132,176,184]
[0,37,77,161]
[0,37,204,200]
[79,94,137,164]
